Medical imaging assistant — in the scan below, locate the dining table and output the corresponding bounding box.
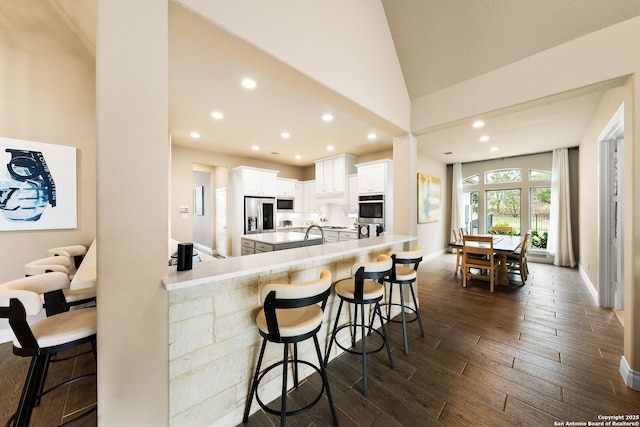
[449,234,523,286]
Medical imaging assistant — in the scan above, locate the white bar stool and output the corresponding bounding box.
[243,270,338,426]
[381,247,425,354]
[325,254,394,396]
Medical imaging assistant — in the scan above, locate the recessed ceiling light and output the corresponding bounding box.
[327,145,334,151]
[281,132,291,139]
[490,146,499,152]
[241,78,257,89]
[473,120,485,128]
[367,133,377,140]
[294,154,302,160]
[211,111,224,120]
[190,132,200,139]
[322,113,333,122]
[251,145,260,151]
[479,135,490,142]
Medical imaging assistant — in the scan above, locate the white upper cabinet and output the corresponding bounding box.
[276,178,296,197]
[302,180,318,212]
[240,167,277,197]
[348,174,358,214]
[357,160,391,194]
[315,154,356,198]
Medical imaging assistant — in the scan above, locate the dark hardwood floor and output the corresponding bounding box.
[243,253,640,426]
[2,253,638,426]
[0,342,96,426]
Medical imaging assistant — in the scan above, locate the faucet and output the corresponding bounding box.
[304,224,324,243]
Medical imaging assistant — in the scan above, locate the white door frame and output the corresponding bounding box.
[598,104,624,308]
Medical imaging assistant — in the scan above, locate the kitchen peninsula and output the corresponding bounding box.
[163,234,415,425]
[240,230,322,254]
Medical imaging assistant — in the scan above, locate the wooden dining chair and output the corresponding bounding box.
[452,229,463,274]
[507,232,530,283]
[489,226,513,236]
[462,235,499,292]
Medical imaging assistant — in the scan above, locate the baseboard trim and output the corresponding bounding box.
[620,356,640,391]
[577,263,599,305]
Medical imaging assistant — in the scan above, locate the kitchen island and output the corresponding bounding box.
[240,231,322,255]
[163,234,416,425]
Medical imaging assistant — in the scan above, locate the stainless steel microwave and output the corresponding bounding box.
[276,198,295,211]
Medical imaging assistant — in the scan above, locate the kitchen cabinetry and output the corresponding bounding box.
[339,230,358,241]
[357,160,390,194]
[276,178,296,197]
[240,167,277,197]
[315,154,356,199]
[323,230,339,244]
[348,174,358,214]
[294,182,304,212]
[302,180,318,213]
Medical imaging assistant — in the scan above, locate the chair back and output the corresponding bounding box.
[260,270,332,340]
[388,247,423,281]
[519,232,530,259]
[490,226,513,235]
[0,272,71,351]
[24,256,71,277]
[46,244,87,268]
[462,235,495,260]
[352,254,393,281]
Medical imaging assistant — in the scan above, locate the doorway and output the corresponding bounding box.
[598,104,624,312]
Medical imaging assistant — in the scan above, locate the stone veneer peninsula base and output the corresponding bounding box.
[163,235,416,426]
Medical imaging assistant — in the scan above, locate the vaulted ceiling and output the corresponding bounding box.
[3,1,640,166]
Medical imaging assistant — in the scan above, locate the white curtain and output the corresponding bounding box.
[451,163,465,238]
[549,148,576,267]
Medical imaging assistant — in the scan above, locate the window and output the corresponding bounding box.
[462,157,552,248]
[486,189,521,234]
[530,186,550,248]
[485,168,521,184]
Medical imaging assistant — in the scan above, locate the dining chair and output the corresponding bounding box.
[489,226,513,235]
[507,232,530,283]
[462,235,499,292]
[452,229,463,274]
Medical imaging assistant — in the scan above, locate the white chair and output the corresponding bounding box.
[243,270,338,426]
[325,254,394,396]
[24,256,96,316]
[46,244,87,268]
[0,272,97,427]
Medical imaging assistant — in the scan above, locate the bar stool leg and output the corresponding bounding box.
[375,301,394,370]
[313,335,339,426]
[280,344,288,427]
[243,338,268,423]
[399,283,409,354]
[325,299,344,365]
[360,302,368,396]
[409,283,425,337]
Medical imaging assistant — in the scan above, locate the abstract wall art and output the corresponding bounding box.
[417,173,441,223]
[0,137,77,231]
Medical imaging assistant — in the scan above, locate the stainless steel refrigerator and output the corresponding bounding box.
[244,196,276,234]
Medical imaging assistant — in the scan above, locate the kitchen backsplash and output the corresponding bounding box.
[276,203,357,228]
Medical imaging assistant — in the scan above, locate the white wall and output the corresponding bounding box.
[416,153,449,257]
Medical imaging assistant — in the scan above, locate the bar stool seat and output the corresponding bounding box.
[380,247,425,354]
[0,272,97,427]
[325,254,394,397]
[243,270,338,426]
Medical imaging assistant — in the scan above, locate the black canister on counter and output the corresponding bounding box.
[177,243,193,271]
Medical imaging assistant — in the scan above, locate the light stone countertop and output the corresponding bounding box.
[162,234,415,291]
[241,231,322,244]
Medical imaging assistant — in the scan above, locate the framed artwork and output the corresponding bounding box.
[0,137,77,231]
[417,173,441,223]
[194,186,204,216]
